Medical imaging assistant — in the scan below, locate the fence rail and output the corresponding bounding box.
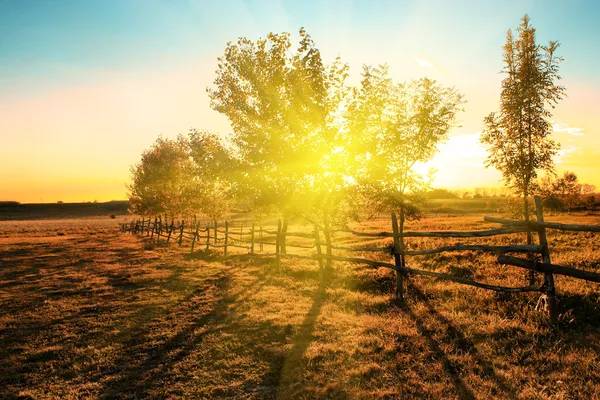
[121,196,600,325]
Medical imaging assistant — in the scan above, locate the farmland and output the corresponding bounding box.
[2,210,600,399]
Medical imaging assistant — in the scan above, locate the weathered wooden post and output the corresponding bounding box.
[314,224,323,272]
[156,216,162,242]
[150,218,156,239]
[534,196,558,325]
[259,218,264,252]
[281,219,288,254]
[206,225,210,251]
[140,217,145,234]
[166,220,174,243]
[323,214,332,269]
[178,220,185,247]
[213,219,218,244]
[391,212,404,301]
[275,219,282,270]
[250,222,255,255]
[191,222,200,252]
[224,221,229,257]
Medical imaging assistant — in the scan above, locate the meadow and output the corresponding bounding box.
[1,210,600,399]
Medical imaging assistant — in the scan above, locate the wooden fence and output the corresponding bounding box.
[121,196,600,325]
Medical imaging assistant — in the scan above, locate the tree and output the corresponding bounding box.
[346,65,464,230]
[208,28,350,230]
[187,129,235,224]
[128,136,195,218]
[538,171,593,211]
[481,14,565,222]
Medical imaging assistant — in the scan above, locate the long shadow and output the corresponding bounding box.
[96,264,274,399]
[273,268,333,399]
[404,282,518,399]
[98,274,231,398]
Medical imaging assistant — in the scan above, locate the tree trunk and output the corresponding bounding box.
[524,187,535,284]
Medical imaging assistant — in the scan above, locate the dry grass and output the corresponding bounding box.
[2,212,600,399]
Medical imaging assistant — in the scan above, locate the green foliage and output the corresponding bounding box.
[187,129,235,220]
[208,28,351,224]
[481,14,565,219]
[345,65,464,219]
[128,136,195,217]
[128,131,235,220]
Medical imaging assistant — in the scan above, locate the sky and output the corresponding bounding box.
[1,0,600,203]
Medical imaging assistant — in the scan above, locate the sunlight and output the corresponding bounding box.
[422,133,501,188]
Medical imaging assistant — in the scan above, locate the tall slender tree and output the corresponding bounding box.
[481,15,565,223]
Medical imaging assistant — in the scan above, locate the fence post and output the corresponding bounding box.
[224,221,229,257]
[391,212,404,301]
[250,222,255,255]
[276,219,282,270]
[213,219,218,244]
[140,217,145,234]
[166,220,175,244]
[206,225,210,251]
[314,224,323,272]
[259,218,263,252]
[191,222,200,252]
[281,218,288,254]
[534,196,558,325]
[178,220,185,247]
[156,216,162,242]
[323,214,332,269]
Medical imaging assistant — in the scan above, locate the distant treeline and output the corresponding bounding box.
[0,201,129,221]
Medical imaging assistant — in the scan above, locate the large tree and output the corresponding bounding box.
[481,14,565,221]
[208,28,349,227]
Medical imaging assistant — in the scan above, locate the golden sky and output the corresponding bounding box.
[1,0,599,203]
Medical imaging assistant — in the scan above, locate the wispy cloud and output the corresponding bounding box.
[555,145,580,164]
[553,122,584,136]
[413,55,434,68]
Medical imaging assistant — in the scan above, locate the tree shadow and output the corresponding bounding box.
[403,281,519,400]
[273,268,334,399]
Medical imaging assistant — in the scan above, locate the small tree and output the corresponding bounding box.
[128,136,195,218]
[538,171,591,211]
[346,65,464,230]
[481,14,565,222]
[187,129,235,225]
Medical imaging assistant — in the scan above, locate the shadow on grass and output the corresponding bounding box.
[403,282,518,400]
[274,268,335,399]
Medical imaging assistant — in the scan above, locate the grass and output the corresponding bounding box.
[1,212,600,399]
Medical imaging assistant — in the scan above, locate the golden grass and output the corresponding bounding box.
[1,212,600,399]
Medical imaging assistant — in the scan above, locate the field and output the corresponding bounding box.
[2,211,600,399]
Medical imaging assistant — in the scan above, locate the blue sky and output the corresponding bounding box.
[1,0,600,201]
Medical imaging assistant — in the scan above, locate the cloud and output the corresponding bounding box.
[552,122,584,136]
[554,145,580,164]
[413,55,434,68]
